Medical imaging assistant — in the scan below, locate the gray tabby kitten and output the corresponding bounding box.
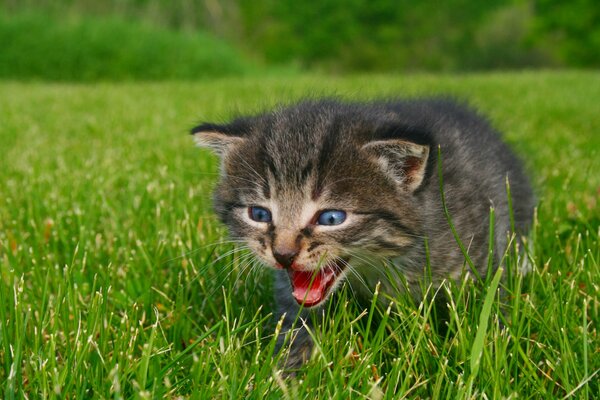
[192,99,534,368]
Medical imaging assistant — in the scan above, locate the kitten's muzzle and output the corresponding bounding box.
[272,229,301,269]
[287,257,349,307]
[273,249,299,270]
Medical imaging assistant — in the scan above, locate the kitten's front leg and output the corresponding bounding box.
[273,270,314,370]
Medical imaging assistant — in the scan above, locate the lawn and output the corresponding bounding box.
[0,72,598,398]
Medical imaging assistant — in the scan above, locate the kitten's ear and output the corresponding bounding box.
[362,139,429,192]
[191,122,245,157]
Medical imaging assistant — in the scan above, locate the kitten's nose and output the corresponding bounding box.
[273,249,298,269]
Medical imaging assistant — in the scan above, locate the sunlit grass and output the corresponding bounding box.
[0,71,598,397]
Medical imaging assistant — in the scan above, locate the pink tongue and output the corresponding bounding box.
[291,270,326,306]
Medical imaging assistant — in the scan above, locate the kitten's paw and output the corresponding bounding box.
[276,330,314,373]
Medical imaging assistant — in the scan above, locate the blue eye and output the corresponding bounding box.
[317,210,347,226]
[249,206,272,223]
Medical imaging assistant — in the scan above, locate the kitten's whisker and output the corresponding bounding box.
[318,153,343,192]
[340,262,368,302]
[229,151,268,187]
[190,214,219,220]
[345,250,388,273]
[207,254,260,298]
[240,259,266,300]
[200,252,257,296]
[172,237,248,252]
[344,250,397,287]
[231,255,258,287]
[185,246,254,288]
[212,253,255,278]
[236,156,266,184]
[341,273,361,304]
[200,246,253,270]
[243,259,273,300]
[188,256,254,292]
[190,243,251,268]
[162,239,249,265]
[189,170,265,187]
[336,256,374,298]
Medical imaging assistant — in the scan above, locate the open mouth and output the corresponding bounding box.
[288,258,348,307]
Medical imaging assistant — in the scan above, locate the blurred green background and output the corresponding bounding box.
[1,0,599,81]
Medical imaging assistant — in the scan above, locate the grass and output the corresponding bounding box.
[0,12,255,81]
[0,71,598,398]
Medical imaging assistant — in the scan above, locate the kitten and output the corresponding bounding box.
[191,99,534,369]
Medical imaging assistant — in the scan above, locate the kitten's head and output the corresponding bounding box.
[193,100,432,307]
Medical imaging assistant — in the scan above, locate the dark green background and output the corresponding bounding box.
[1,0,599,80]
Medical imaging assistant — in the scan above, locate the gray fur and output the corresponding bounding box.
[192,99,535,369]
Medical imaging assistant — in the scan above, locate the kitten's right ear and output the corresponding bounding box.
[362,139,430,192]
[191,122,245,157]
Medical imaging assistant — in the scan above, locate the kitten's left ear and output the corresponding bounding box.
[191,122,245,157]
[362,139,429,192]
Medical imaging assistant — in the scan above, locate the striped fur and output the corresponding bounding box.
[192,98,535,369]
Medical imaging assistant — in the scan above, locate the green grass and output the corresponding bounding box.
[0,71,598,398]
[0,12,255,81]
